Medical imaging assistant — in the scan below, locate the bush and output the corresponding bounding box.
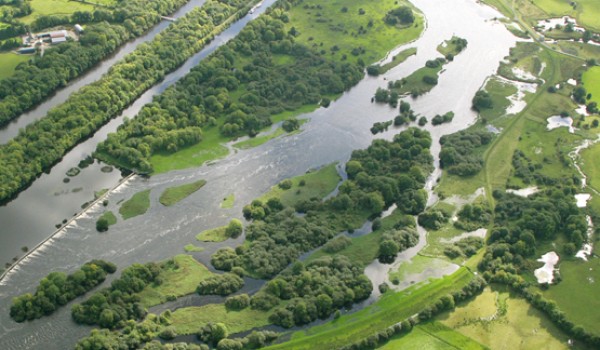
[278,180,293,190]
[197,273,244,296]
[96,218,109,232]
[225,294,250,310]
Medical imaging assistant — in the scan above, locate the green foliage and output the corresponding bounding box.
[159,180,207,206]
[266,256,372,328]
[71,262,161,328]
[96,217,109,232]
[431,111,454,126]
[454,203,491,231]
[10,260,116,322]
[378,228,419,263]
[224,293,250,311]
[322,235,352,253]
[472,90,494,111]
[439,130,493,176]
[384,6,415,26]
[418,208,451,230]
[196,273,244,296]
[197,322,229,346]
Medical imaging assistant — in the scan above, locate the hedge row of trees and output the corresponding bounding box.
[439,130,493,176]
[95,10,364,173]
[0,0,255,203]
[71,262,161,329]
[9,260,116,322]
[0,0,189,126]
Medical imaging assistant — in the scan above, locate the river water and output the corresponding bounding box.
[0,0,517,348]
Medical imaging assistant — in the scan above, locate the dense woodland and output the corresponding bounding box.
[0,0,189,126]
[96,9,364,172]
[0,0,255,203]
[9,260,116,322]
[71,262,161,329]
[439,130,492,176]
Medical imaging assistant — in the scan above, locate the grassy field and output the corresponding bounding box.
[196,225,229,242]
[440,286,582,350]
[265,268,475,350]
[119,189,151,220]
[258,163,341,207]
[305,209,411,268]
[233,119,308,150]
[98,210,117,226]
[220,193,235,209]
[19,0,96,24]
[284,0,424,65]
[183,244,204,252]
[170,303,272,335]
[437,37,467,57]
[0,53,29,80]
[581,141,600,193]
[389,255,458,283]
[393,64,443,96]
[159,179,207,206]
[379,322,487,350]
[582,66,600,105]
[137,255,214,307]
[538,256,600,336]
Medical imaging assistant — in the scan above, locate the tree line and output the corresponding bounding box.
[9,259,116,322]
[0,0,256,203]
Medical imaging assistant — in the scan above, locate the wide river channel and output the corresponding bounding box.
[0,0,518,348]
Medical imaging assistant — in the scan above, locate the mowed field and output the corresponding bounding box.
[0,53,29,80]
[18,0,116,24]
[379,322,486,350]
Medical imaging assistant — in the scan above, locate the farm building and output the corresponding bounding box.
[74,24,84,34]
[18,47,36,54]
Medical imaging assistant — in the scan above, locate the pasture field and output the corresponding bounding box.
[137,254,214,307]
[170,303,272,335]
[581,141,600,193]
[379,322,487,350]
[19,0,95,24]
[538,256,600,336]
[119,189,151,220]
[582,66,600,105]
[0,53,29,80]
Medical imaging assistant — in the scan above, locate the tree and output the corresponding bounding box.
[472,90,493,111]
[96,218,109,232]
[225,219,243,238]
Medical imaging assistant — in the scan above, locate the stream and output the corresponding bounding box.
[0,0,518,348]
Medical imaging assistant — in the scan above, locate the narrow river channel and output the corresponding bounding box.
[0,0,517,348]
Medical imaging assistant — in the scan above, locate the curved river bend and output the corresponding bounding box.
[0,0,517,348]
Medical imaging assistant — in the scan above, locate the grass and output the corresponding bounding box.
[196,226,229,242]
[532,0,600,31]
[581,141,600,193]
[159,179,207,206]
[380,322,487,350]
[220,193,235,209]
[232,119,308,150]
[393,64,443,96]
[170,303,272,335]
[284,0,424,65]
[183,244,205,252]
[98,211,117,226]
[305,209,411,268]
[119,189,151,220]
[440,286,585,350]
[389,255,458,283]
[258,163,341,208]
[480,77,519,122]
[538,256,600,336]
[137,255,214,308]
[377,47,418,74]
[19,0,95,24]
[582,66,600,105]
[0,53,29,80]
[265,268,475,350]
[437,36,466,57]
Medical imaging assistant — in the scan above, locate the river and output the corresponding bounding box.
[0,0,517,348]
[0,0,276,266]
